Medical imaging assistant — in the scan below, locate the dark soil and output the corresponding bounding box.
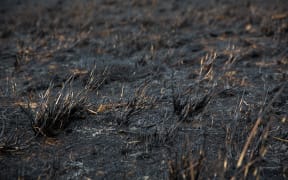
[0,0,287,179]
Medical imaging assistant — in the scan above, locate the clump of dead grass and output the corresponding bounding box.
[172,91,212,122]
[83,64,110,90]
[117,80,157,126]
[168,83,286,179]
[31,76,88,137]
[168,143,205,180]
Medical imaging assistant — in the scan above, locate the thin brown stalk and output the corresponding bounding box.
[236,84,285,168]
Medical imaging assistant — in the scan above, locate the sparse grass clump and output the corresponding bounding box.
[31,77,88,137]
[172,91,212,122]
[0,112,31,153]
[83,65,110,90]
[168,147,205,180]
[117,80,157,126]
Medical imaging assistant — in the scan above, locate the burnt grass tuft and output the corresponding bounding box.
[0,0,288,179]
[30,77,88,137]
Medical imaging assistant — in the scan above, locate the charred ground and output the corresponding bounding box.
[0,0,288,179]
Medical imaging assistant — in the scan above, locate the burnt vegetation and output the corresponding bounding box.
[0,0,288,179]
[29,77,88,137]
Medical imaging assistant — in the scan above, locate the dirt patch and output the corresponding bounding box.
[0,0,288,179]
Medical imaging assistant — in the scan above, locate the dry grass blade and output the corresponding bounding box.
[199,52,216,81]
[236,84,285,168]
[272,136,288,143]
[31,76,88,137]
[84,65,110,90]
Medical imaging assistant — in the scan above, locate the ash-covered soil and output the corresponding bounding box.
[0,0,287,179]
